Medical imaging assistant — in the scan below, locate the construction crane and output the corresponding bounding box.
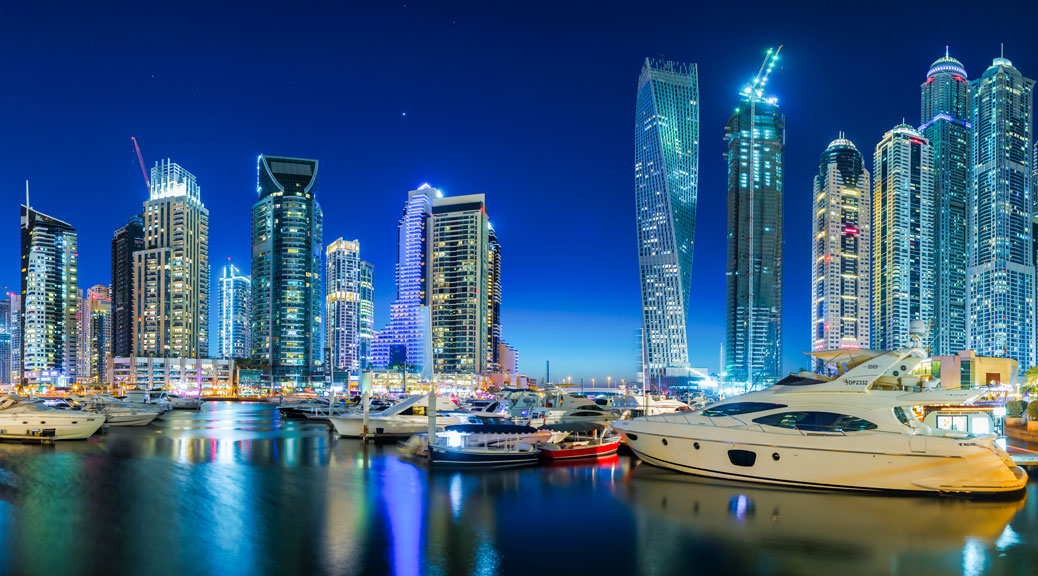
[131,137,150,195]
[742,45,782,101]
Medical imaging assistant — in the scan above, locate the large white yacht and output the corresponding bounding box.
[0,395,106,440]
[328,394,469,439]
[614,325,1027,496]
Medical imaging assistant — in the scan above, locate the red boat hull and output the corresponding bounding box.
[539,438,621,461]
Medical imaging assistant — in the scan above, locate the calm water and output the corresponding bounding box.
[0,402,1036,576]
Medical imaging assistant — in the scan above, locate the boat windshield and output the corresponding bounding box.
[753,411,878,432]
[701,402,786,417]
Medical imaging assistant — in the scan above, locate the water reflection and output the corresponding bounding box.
[0,403,1032,575]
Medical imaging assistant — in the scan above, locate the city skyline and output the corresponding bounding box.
[4,2,1038,382]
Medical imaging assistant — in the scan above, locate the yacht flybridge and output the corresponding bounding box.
[615,324,1028,496]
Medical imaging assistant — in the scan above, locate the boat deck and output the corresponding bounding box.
[1007,446,1038,468]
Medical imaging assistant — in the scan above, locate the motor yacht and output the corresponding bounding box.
[614,325,1027,496]
[606,393,691,418]
[524,390,617,427]
[0,395,105,441]
[328,394,465,438]
[69,395,160,427]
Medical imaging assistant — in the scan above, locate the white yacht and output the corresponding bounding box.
[615,326,1027,496]
[521,389,617,427]
[0,395,105,440]
[328,394,467,439]
[607,393,691,418]
[69,395,161,426]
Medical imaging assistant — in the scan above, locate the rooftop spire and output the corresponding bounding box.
[25,180,29,209]
[945,45,949,59]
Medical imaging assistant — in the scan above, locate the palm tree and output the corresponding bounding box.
[1023,366,1038,393]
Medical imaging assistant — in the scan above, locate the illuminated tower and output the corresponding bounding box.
[811,136,870,355]
[21,204,78,383]
[79,285,111,384]
[326,238,362,374]
[251,156,324,385]
[920,50,971,355]
[725,48,784,387]
[634,57,699,385]
[111,215,143,358]
[134,159,210,358]
[358,260,374,370]
[872,124,935,350]
[969,55,1035,368]
[217,262,251,359]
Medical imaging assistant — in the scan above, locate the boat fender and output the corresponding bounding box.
[693,442,700,450]
[772,453,780,461]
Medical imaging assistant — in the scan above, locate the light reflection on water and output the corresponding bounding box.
[0,402,1033,576]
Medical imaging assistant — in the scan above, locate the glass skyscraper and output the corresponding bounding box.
[969,56,1035,368]
[634,57,699,385]
[217,262,251,359]
[251,155,324,384]
[326,238,363,375]
[79,285,111,384]
[725,92,784,386]
[811,136,870,355]
[21,204,78,383]
[872,124,935,350]
[921,51,971,355]
[134,160,209,358]
[358,260,374,371]
[486,225,502,373]
[111,215,143,358]
[370,186,434,374]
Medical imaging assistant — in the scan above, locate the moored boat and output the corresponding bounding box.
[538,422,622,461]
[0,395,105,441]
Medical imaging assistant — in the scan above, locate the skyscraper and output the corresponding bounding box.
[21,204,78,383]
[969,56,1035,368]
[111,215,143,358]
[921,50,971,355]
[251,155,324,383]
[872,124,935,350]
[0,297,11,384]
[429,194,490,376]
[370,186,434,373]
[358,260,374,371]
[486,225,502,373]
[217,262,251,359]
[79,285,111,384]
[134,160,209,358]
[634,58,699,384]
[7,293,21,384]
[811,136,871,356]
[724,54,784,387]
[326,238,363,375]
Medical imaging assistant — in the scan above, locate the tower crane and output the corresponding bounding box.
[131,137,150,195]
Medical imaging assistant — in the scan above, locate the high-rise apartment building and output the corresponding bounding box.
[7,293,20,384]
[134,160,209,358]
[724,71,784,387]
[79,285,112,384]
[217,262,251,359]
[634,58,699,384]
[0,297,11,383]
[370,186,435,373]
[111,215,143,358]
[358,261,374,371]
[872,124,935,350]
[487,225,502,373]
[811,136,871,355]
[21,204,78,383]
[921,51,971,355]
[969,56,1035,368]
[429,194,490,376]
[251,156,324,383]
[326,239,363,374]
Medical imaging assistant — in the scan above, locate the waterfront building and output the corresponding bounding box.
[969,56,1035,369]
[921,51,971,356]
[370,186,435,374]
[21,204,78,384]
[926,351,1018,390]
[134,160,209,358]
[6,293,20,384]
[326,238,363,375]
[811,136,871,356]
[109,356,235,395]
[79,285,112,384]
[634,57,699,384]
[0,297,10,384]
[429,194,491,376]
[251,155,324,385]
[358,260,374,370]
[724,62,784,387]
[871,124,935,350]
[487,226,503,373]
[217,262,251,359]
[111,215,144,358]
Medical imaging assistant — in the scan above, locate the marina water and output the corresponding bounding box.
[0,402,1035,576]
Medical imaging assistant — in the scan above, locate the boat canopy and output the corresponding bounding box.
[444,424,539,434]
[540,421,608,433]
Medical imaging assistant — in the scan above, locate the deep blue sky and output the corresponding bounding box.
[1,1,1035,384]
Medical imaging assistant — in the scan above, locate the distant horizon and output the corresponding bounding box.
[2,1,1037,384]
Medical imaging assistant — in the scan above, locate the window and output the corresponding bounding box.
[753,411,877,432]
[893,406,911,426]
[702,402,787,417]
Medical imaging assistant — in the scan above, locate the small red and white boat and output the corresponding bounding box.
[537,422,622,461]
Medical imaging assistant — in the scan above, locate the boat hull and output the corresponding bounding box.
[429,444,539,467]
[329,416,457,438]
[103,413,159,426]
[539,437,621,460]
[615,421,1027,496]
[0,413,105,441]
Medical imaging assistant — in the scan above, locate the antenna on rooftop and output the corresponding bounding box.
[25,180,29,208]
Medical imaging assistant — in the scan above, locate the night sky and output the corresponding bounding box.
[1,1,1036,384]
